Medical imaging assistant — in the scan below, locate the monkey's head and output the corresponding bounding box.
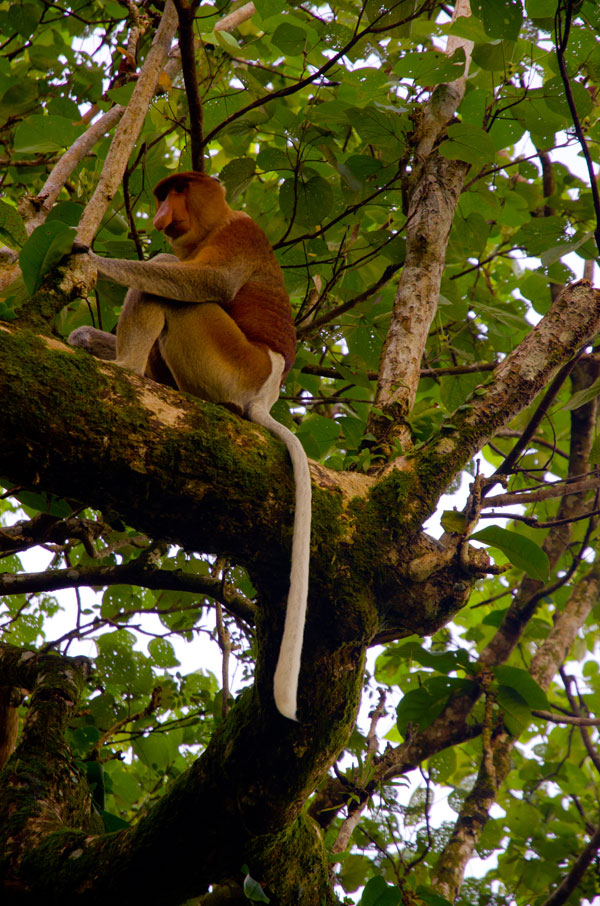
[153,172,230,256]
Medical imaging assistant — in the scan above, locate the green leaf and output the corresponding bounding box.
[96,631,154,695]
[14,490,73,518]
[495,665,550,709]
[132,732,173,771]
[96,629,136,653]
[19,222,77,295]
[257,147,290,172]
[513,215,567,257]
[416,888,453,906]
[470,526,550,581]
[542,76,593,122]
[390,641,470,675]
[440,510,467,534]
[100,810,130,832]
[271,22,307,55]
[254,0,286,18]
[497,684,531,735]
[243,872,270,903]
[279,175,334,226]
[106,83,136,105]
[213,29,241,52]
[338,853,371,893]
[488,113,525,150]
[106,761,149,807]
[561,376,600,411]
[13,115,82,152]
[471,0,523,41]
[101,586,142,619]
[0,201,27,247]
[148,638,180,668]
[295,413,340,459]
[46,201,84,228]
[439,122,497,167]
[472,41,513,72]
[589,434,600,465]
[7,2,40,39]
[0,81,38,120]
[345,105,406,151]
[526,0,551,15]
[338,415,367,450]
[396,678,476,735]
[85,760,105,809]
[359,876,403,905]
[0,300,17,321]
[220,157,256,200]
[394,49,465,83]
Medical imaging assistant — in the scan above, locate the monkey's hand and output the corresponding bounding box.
[58,242,97,297]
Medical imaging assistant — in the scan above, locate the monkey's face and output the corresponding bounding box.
[153,173,229,257]
[154,187,191,240]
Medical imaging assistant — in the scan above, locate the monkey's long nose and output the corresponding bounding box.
[153,200,172,232]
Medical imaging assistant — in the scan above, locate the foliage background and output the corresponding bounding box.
[2,1,600,905]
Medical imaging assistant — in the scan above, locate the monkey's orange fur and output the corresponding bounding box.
[69,173,311,721]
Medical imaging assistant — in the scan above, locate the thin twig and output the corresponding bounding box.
[554,0,600,256]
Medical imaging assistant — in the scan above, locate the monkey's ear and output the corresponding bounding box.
[71,239,91,254]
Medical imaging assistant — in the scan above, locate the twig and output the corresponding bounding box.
[483,474,600,508]
[541,821,600,906]
[479,506,600,529]
[554,0,600,256]
[488,348,584,486]
[532,710,600,726]
[91,686,163,756]
[331,691,386,858]
[298,361,496,381]
[212,559,232,719]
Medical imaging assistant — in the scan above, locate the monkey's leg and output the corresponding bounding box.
[159,303,272,409]
[115,289,167,376]
[68,326,117,360]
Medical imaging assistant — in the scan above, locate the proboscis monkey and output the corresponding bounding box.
[69,172,310,721]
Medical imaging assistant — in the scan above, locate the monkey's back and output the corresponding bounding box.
[214,212,297,378]
[229,283,296,379]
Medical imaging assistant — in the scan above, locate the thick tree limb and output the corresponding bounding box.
[371,0,473,447]
[0,324,482,641]
[402,281,600,534]
[214,2,256,32]
[21,107,126,235]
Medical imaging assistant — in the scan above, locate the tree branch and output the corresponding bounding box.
[76,0,179,245]
[172,0,205,171]
[0,562,256,625]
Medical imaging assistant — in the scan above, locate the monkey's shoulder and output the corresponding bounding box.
[215,210,276,255]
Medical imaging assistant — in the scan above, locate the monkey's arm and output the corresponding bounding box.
[87,250,250,305]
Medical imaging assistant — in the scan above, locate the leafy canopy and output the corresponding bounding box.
[2,1,600,904]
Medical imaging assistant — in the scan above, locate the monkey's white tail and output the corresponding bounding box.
[249,408,311,721]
